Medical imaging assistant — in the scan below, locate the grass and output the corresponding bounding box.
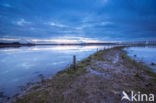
[13,46,156,103]
[121,50,156,78]
[121,49,156,94]
[13,50,95,103]
[13,47,116,103]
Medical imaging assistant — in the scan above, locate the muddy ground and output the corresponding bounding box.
[10,47,156,103]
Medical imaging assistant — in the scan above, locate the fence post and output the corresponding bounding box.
[97,48,98,52]
[73,55,76,71]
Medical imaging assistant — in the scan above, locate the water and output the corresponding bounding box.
[125,46,156,72]
[0,45,113,98]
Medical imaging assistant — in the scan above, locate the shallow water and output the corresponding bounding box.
[125,46,156,72]
[0,45,113,97]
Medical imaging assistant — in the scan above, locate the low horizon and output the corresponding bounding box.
[0,0,156,43]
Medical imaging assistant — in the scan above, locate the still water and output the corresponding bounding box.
[1,46,155,99]
[0,45,112,97]
[125,46,156,72]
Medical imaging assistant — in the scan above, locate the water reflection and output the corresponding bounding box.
[125,46,156,72]
[0,45,113,97]
[0,45,112,53]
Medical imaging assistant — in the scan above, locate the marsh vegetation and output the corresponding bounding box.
[12,47,156,103]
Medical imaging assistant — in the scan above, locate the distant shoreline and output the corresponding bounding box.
[0,42,117,47]
[0,42,156,48]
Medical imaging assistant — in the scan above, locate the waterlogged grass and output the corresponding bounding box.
[121,49,156,94]
[13,47,119,103]
[14,51,95,103]
[13,46,156,103]
[121,50,156,78]
[14,90,50,103]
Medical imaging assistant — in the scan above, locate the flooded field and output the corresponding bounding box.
[0,45,156,102]
[11,46,156,103]
[0,45,112,97]
[125,46,156,72]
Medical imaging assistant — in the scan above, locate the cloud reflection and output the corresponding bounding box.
[0,45,113,53]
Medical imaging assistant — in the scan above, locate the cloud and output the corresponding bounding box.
[75,24,92,30]
[75,21,113,30]
[101,0,108,4]
[49,22,67,27]
[16,19,32,26]
[1,3,12,8]
[30,36,102,43]
[0,0,156,41]
[30,27,35,30]
[100,21,112,25]
[0,38,20,42]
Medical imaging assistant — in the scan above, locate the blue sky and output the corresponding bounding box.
[0,0,156,43]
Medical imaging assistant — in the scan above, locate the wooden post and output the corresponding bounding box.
[73,55,76,70]
[97,48,98,52]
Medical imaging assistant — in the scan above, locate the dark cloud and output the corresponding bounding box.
[0,0,156,42]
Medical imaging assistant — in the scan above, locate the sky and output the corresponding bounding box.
[0,0,156,43]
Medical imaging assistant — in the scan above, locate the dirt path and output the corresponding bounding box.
[13,47,156,103]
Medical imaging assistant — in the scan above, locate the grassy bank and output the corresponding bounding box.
[13,47,156,103]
